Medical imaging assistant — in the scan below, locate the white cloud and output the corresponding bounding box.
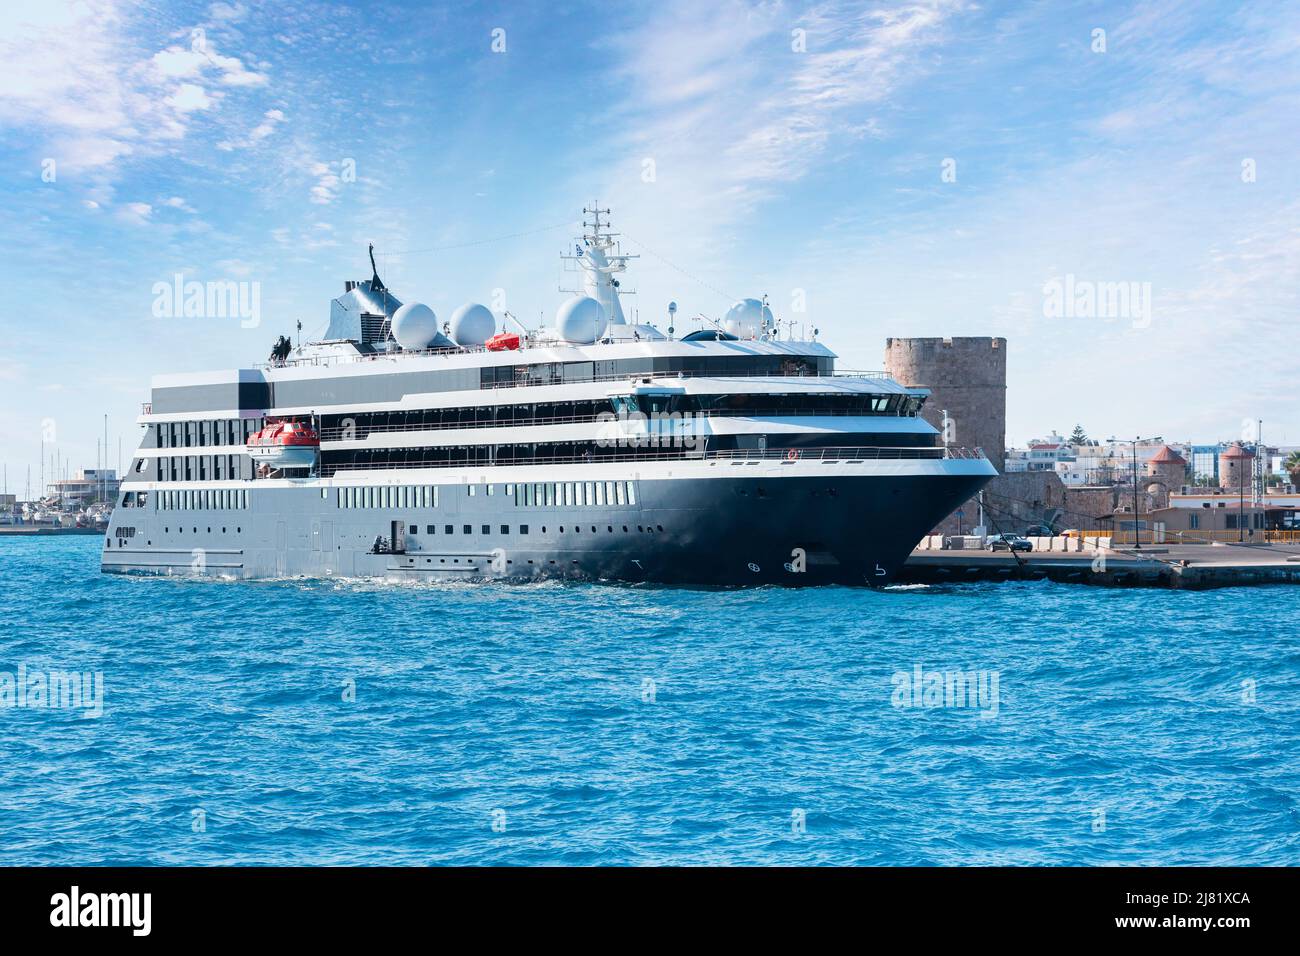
[580,0,969,312]
[208,2,248,22]
[151,48,208,78]
[0,0,268,178]
[216,258,255,277]
[152,42,266,87]
[218,107,284,150]
[307,161,343,204]
[166,83,216,113]
[117,202,152,226]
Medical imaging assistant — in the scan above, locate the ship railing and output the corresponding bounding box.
[321,445,987,475]
[477,368,891,390]
[141,402,153,415]
[317,405,921,440]
[259,347,887,381]
[257,334,878,366]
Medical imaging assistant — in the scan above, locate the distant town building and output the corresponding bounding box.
[1053,460,1089,485]
[1148,492,1300,536]
[1005,433,1071,473]
[1188,444,1223,485]
[48,469,119,510]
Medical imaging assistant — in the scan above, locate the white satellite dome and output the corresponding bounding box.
[391,302,439,350]
[556,295,608,344]
[449,302,495,348]
[723,298,773,339]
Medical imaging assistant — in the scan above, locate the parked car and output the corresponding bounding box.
[987,534,1033,552]
[1023,525,1054,537]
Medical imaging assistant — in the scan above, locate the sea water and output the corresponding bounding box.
[0,536,1296,865]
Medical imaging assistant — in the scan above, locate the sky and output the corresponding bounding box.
[1,0,1297,494]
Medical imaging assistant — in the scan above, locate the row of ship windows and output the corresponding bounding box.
[336,481,638,509]
[338,485,439,509]
[509,480,635,508]
[150,391,915,450]
[156,418,260,449]
[120,481,641,512]
[137,454,246,482]
[406,523,664,536]
[156,489,250,510]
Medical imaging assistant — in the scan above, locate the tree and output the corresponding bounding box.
[1286,451,1300,486]
[1069,424,1089,445]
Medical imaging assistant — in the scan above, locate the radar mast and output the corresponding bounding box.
[561,203,637,326]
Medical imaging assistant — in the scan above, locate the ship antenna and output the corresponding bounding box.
[368,242,387,293]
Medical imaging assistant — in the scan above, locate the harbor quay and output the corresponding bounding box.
[902,541,1300,589]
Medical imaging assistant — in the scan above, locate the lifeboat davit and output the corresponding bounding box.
[246,419,320,469]
[485,331,520,351]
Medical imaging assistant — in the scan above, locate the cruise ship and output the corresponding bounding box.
[103,208,995,585]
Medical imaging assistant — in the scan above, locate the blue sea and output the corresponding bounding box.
[1,535,1297,866]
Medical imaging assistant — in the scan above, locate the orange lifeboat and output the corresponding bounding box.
[246,419,320,469]
[485,331,520,351]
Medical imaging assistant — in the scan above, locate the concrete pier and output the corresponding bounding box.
[901,542,1300,589]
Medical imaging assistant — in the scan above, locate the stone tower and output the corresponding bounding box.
[1219,442,1255,491]
[884,337,1007,469]
[1145,445,1186,509]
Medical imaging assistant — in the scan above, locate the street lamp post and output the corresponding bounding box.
[1239,456,1245,544]
[1108,436,1158,550]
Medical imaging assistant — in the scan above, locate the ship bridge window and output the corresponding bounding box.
[638,394,676,416]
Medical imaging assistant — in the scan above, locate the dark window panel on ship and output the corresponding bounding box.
[130,389,918,462]
[140,390,929,482]
[314,391,913,440]
[311,431,932,476]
